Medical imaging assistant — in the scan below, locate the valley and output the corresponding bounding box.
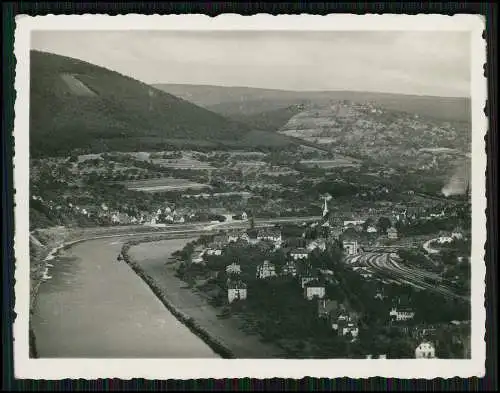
[29,51,472,361]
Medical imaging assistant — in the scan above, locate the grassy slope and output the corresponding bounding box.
[154,83,471,123]
[30,52,251,157]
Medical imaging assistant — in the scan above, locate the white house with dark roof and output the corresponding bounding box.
[301,276,316,289]
[205,243,223,256]
[415,341,436,359]
[331,309,360,339]
[389,296,415,322]
[343,220,365,229]
[281,260,298,277]
[389,306,415,322]
[357,267,375,279]
[257,229,282,244]
[227,230,242,243]
[387,227,398,240]
[343,240,360,256]
[228,281,247,304]
[256,260,277,279]
[290,248,309,260]
[239,232,250,243]
[304,280,326,300]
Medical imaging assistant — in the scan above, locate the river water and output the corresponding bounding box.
[31,237,219,358]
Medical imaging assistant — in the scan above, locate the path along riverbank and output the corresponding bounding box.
[124,238,286,358]
[30,225,284,358]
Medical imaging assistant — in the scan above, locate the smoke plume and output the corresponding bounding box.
[442,157,471,197]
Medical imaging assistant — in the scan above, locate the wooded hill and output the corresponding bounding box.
[30,51,255,157]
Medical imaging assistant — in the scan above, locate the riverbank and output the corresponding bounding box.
[30,224,208,310]
[28,225,205,357]
[124,239,286,358]
[29,227,77,358]
[32,236,219,358]
[121,240,234,359]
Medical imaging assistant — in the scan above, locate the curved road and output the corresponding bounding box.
[31,236,219,358]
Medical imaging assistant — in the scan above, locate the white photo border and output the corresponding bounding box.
[13,13,487,379]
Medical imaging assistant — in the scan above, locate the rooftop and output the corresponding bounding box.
[291,248,309,254]
[304,279,325,288]
[228,280,247,289]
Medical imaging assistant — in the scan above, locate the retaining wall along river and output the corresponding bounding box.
[31,236,219,358]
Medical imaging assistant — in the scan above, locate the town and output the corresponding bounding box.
[30,106,472,360]
[30,121,472,360]
[169,189,471,359]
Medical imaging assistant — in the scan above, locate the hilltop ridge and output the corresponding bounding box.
[30,51,250,157]
[154,83,471,123]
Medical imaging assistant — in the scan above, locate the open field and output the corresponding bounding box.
[300,158,361,168]
[418,147,466,155]
[183,191,253,199]
[227,151,267,157]
[123,178,210,192]
[132,153,216,170]
[150,158,215,170]
[301,137,336,145]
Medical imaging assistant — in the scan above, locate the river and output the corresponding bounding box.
[128,239,286,358]
[31,237,219,358]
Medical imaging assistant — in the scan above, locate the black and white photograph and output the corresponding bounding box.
[13,14,486,379]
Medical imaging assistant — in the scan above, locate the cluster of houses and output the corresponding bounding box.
[192,228,285,263]
[225,252,362,341]
[31,195,193,226]
[318,204,400,245]
[210,220,367,341]
[430,227,466,245]
[318,299,360,339]
[97,205,189,226]
[186,199,451,356]
[196,202,408,317]
[388,296,416,322]
[141,207,187,225]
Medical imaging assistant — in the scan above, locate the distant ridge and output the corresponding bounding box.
[157,82,469,100]
[155,83,471,123]
[30,51,251,157]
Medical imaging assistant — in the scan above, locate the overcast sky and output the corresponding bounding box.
[31,30,470,97]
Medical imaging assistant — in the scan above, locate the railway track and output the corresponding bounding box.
[350,252,467,302]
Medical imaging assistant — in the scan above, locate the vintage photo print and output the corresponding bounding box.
[13,14,486,379]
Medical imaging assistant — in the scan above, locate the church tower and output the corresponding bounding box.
[322,197,329,218]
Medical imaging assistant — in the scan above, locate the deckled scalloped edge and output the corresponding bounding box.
[11,13,488,380]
